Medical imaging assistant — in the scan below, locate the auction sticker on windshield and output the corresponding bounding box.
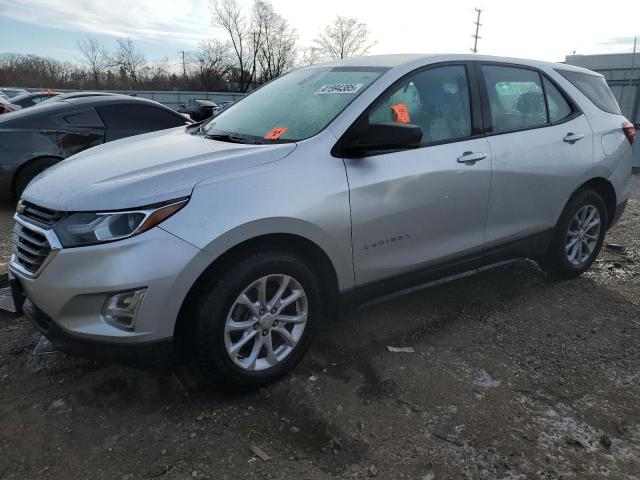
[264,127,288,140]
[315,83,364,95]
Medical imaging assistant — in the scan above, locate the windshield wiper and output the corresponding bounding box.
[206,133,262,145]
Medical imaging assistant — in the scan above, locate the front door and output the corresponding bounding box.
[344,64,493,286]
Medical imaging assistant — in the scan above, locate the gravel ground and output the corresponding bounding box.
[1,175,639,480]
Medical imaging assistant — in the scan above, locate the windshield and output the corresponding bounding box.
[203,66,387,142]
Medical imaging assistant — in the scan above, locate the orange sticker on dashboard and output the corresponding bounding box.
[391,103,410,123]
[264,127,288,140]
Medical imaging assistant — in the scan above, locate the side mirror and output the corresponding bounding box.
[343,122,422,157]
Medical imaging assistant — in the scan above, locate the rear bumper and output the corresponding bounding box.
[23,299,176,369]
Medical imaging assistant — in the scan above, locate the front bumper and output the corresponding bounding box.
[10,225,214,349]
[22,298,176,368]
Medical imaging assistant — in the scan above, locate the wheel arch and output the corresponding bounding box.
[174,232,342,344]
[574,177,617,229]
[12,155,64,197]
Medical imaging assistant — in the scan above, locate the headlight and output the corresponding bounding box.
[54,198,188,248]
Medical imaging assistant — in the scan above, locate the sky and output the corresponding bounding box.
[0,0,639,70]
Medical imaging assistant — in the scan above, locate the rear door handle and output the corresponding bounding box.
[457,151,487,164]
[563,132,585,143]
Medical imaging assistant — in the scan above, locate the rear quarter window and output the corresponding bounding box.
[97,104,187,130]
[556,70,621,115]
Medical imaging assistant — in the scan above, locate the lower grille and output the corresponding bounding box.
[11,221,53,276]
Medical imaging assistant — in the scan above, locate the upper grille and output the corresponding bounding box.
[19,201,66,228]
[11,202,64,277]
[11,222,52,276]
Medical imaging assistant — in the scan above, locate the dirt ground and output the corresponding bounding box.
[1,175,639,480]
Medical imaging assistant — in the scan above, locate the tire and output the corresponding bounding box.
[538,189,608,279]
[185,250,320,389]
[14,157,61,197]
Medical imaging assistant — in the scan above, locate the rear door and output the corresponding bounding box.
[96,104,188,142]
[344,63,493,286]
[476,63,593,246]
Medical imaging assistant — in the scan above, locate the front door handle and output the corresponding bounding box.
[457,151,487,164]
[563,132,585,143]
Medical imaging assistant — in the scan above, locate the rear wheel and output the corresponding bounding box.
[14,157,61,197]
[538,189,607,278]
[186,250,320,389]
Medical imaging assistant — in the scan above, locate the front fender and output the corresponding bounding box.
[182,216,353,291]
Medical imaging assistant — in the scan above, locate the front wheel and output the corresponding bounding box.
[186,251,320,389]
[538,189,607,278]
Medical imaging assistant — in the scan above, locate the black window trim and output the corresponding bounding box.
[474,61,583,137]
[332,61,484,158]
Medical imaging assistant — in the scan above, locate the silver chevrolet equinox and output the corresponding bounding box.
[9,54,634,388]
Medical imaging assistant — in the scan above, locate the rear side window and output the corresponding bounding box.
[556,70,621,115]
[63,108,104,128]
[97,104,186,131]
[543,78,572,123]
[482,66,547,133]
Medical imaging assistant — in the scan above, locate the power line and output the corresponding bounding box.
[471,8,482,54]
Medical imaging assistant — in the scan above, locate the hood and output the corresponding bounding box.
[22,127,296,211]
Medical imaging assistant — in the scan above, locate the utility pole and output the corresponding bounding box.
[179,50,187,78]
[471,8,482,54]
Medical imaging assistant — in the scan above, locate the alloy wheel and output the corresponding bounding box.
[565,204,601,266]
[224,274,308,371]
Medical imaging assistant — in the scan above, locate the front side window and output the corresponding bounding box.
[204,67,386,142]
[482,66,547,133]
[368,65,472,144]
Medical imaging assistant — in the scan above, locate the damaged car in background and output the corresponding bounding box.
[178,99,218,121]
[0,87,28,99]
[0,95,192,198]
[10,90,58,108]
[0,95,21,115]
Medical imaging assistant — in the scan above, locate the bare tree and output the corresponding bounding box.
[299,46,323,67]
[113,37,146,86]
[190,39,233,90]
[211,0,261,92]
[254,0,297,82]
[313,16,375,60]
[76,36,109,88]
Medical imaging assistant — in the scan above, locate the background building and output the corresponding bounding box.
[565,53,640,167]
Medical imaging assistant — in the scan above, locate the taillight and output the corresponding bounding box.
[622,122,635,145]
